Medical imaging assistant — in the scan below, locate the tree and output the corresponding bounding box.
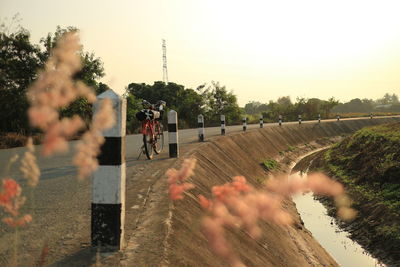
[127,81,206,129]
[0,22,106,133]
[41,26,105,124]
[199,81,241,125]
[0,23,42,133]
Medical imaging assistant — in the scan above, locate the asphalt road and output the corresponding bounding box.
[0,115,398,265]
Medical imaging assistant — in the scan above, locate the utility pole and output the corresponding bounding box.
[162,39,169,84]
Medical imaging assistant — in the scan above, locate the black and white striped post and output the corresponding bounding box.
[242,117,247,131]
[298,114,302,124]
[168,110,179,158]
[279,115,282,126]
[336,114,340,121]
[370,113,373,119]
[92,89,126,250]
[221,115,226,135]
[198,114,205,142]
[318,114,321,123]
[259,115,263,128]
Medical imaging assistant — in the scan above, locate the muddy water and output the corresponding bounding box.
[290,168,385,266]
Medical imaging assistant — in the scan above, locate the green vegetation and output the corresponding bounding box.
[126,81,242,132]
[243,94,400,123]
[244,97,339,122]
[318,122,400,264]
[0,22,105,134]
[262,159,279,172]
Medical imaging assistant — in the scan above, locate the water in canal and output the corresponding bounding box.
[290,169,385,267]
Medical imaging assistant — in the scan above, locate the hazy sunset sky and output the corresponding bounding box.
[1,0,400,106]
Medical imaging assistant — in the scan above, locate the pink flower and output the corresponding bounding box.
[166,158,197,200]
[2,214,32,227]
[0,178,32,227]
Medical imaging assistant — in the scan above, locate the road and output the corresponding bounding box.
[0,115,398,265]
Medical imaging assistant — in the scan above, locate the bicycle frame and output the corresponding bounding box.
[141,119,156,136]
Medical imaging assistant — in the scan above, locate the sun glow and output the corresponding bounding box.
[2,0,399,103]
[196,0,400,68]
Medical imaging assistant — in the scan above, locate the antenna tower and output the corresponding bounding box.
[162,39,169,84]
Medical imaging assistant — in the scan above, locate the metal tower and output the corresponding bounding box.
[162,39,169,84]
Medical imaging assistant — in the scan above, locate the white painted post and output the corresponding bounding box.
[92,89,126,250]
[259,114,263,128]
[221,115,226,135]
[168,110,178,158]
[198,114,205,141]
[242,117,247,131]
[318,114,321,123]
[279,115,282,126]
[298,114,302,124]
[337,114,340,121]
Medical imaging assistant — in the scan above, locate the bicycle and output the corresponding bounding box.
[136,100,166,159]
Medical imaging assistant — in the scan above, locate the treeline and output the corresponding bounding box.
[0,23,107,134]
[244,97,339,122]
[125,81,241,133]
[332,93,400,113]
[244,93,400,123]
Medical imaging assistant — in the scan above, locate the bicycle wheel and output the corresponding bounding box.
[154,122,164,154]
[143,124,154,159]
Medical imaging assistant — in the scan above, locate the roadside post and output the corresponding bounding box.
[259,115,263,128]
[298,114,302,124]
[198,114,205,141]
[243,117,247,131]
[370,113,373,119]
[168,110,179,158]
[318,114,321,123]
[337,114,340,121]
[92,89,126,250]
[279,115,282,126]
[221,115,226,135]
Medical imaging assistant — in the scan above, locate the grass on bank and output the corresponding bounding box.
[322,122,400,246]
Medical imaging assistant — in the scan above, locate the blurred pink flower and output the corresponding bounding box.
[26,32,95,157]
[0,178,31,227]
[73,98,115,179]
[166,158,197,200]
[2,214,32,227]
[26,31,116,179]
[198,172,354,266]
[20,138,40,187]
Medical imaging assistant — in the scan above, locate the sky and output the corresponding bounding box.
[1,0,400,106]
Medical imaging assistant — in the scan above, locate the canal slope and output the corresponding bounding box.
[162,117,400,266]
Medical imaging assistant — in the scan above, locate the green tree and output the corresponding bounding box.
[127,81,206,129]
[0,23,42,133]
[199,81,241,125]
[0,22,106,133]
[41,26,105,124]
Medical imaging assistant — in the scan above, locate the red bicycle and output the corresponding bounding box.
[136,100,166,159]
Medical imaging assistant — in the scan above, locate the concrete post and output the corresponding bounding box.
[92,89,126,250]
[259,115,263,128]
[168,110,179,158]
[221,115,226,135]
[298,114,302,124]
[198,114,205,141]
[318,114,321,123]
[242,117,247,131]
[279,115,282,126]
